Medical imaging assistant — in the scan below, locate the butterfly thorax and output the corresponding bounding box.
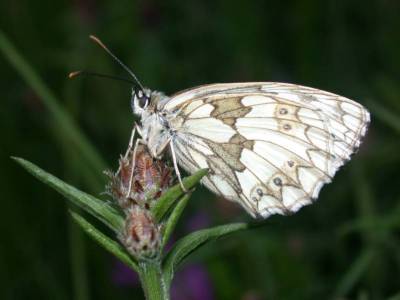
[136,90,183,159]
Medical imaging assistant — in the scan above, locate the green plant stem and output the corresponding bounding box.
[139,260,169,300]
[68,216,89,300]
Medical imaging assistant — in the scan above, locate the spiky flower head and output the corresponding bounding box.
[122,206,161,259]
[106,144,173,259]
[106,144,173,209]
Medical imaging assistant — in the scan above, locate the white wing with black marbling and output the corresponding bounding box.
[162,82,370,218]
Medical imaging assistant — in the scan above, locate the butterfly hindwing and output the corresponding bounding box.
[161,82,370,218]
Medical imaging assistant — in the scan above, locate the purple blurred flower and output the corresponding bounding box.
[171,263,214,300]
[185,211,211,232]
[112,260,214,300]
[111,211,214,297]
[167,212,214,299]
[111,260,139,287]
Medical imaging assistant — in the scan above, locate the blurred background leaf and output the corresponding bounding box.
[1,0,399,299]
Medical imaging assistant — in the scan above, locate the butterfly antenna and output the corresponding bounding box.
[68,70,135,84]
[89,35,145,91]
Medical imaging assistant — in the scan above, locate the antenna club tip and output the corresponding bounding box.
[89,34,98,41]
[68,71,82,79]
[89,35,106,48]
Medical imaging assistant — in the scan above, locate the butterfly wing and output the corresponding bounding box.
[163,82,370,218]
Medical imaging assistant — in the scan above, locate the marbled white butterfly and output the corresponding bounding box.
[85,36,370,219]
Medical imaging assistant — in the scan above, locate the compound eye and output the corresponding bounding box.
[136,88,149,108]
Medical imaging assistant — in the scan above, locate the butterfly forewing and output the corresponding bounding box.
[162,82,370,218]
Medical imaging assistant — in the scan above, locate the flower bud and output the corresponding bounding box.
[106,145,173,209]
[122,206,161,259]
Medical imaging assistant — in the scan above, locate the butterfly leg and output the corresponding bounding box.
[126,137,143,197]
[116,125,136,177]
[124,122,143,159]
[169,141,188,192]
[117,123,140,176]
[124,125,137,158]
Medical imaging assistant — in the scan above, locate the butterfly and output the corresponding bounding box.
[83,36,371,219]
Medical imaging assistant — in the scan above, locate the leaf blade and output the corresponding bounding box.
[366,99,400,135]
[151,169,207,222]
[161,193,191,249]
[13,157,124,233]
[163,222,249,284]
[332,247,375,298]
[70,211,138,273]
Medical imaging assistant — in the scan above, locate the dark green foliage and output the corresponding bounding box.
[151,169,208,222]
[13,157,124,232]
[1,1,400,299]
[14,156,242,299]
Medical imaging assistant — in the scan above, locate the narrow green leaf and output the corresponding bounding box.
[13,157,124,232]
[151,169,208,222]
[338,214,400,237]
[366,99,400,135]
[163,222,249,284]
[387,291,400,300]
[332,247,375,298]
[68,216,89,300]
[161,193,191,249]
[70,211,138,273]
[0,30,107,174]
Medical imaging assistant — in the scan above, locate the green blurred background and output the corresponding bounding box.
[1,1,400,299]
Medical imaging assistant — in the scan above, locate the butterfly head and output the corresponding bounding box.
[131,87,152,116]
[131,88,169,117]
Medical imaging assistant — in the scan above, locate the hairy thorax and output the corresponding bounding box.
[140,91,184,159]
